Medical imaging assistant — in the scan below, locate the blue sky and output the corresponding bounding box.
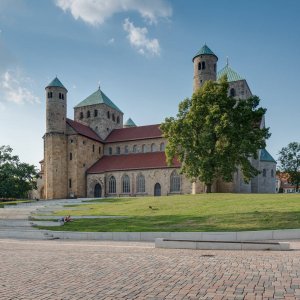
[0,0,299,167]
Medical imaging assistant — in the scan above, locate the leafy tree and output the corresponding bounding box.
[0,145,38,198]
[161,77,270,193]
[278,142,300,191]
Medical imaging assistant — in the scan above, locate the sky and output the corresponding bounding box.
[0,0,299,168]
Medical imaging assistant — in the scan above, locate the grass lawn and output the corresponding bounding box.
[39,194,300,232]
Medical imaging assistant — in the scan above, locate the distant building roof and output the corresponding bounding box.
[193,44,218,62]
[105,124,162,143]
[124,118,136,127]
[66,118,103,142]
[260,149,276,163]
[217,64,244,82]
[75,88,123,113]
[46,77,67,90]
[87,152,180,174]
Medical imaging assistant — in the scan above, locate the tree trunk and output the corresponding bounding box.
[206,183,212,193]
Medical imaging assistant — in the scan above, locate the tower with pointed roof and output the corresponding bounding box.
[74,87,123,140]
[44,77,68,199]
[192,44,218,91]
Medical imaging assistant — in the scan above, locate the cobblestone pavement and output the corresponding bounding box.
[1,239,300,300]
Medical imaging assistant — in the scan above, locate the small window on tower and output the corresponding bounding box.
[62,94,64,100]
[69,179,72,188]
[198,62,201,70]
[230,88,236,97]
[69,152,72,160]
[48,92,53,99]
[214,64,216,72]
[263,169,267,177]
[202,61,206,70]
[94,110,98,117]
[107,111,110,119]
[93,145,95,152]
[87,111,91,118]
[117,116,120,124]
[80,112,83,119]
[112,114,115,122]
[99,147,101,154]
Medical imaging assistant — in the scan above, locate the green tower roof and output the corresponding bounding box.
[260,149,276,163]
[124,118,136,127]
[46,77,67,90]
[75,88,123,113]
[192,44,218,61]
[217,64,244,82]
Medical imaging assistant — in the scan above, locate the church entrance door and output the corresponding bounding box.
[94,183,102,198]
[154,183,161,196]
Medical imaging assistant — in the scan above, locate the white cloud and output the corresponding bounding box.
[55,0,172,25]
[123,19,160,56]
[0,69,40,105]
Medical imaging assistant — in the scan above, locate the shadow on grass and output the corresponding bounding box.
[38,211,300,232]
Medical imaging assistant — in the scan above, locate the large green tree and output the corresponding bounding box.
[0,145,38,198]
[278,142,300,191]
[161,77,270,192]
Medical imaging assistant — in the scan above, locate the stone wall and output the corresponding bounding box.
[67,134,103,198]
[104,137,166,155]
[74,103,123,140]
[228,79,252,100]
[193,55,217,91]
[87,168,193,197]
[44,133,68,199]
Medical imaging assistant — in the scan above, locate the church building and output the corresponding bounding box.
[38,45,276,199]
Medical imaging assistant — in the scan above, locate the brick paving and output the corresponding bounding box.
[1,239,300,300]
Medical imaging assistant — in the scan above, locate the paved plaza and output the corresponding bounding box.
[1,239,300,299]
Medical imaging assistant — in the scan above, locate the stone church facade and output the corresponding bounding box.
[39,45,276,199]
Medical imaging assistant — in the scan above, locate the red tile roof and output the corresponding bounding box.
[87,152,180,174]
[105,124,162,143]
[66,118,103,142]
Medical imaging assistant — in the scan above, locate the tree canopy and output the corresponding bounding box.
[161,77,270,192]
[0,145,38,199]
[278,142,300,191]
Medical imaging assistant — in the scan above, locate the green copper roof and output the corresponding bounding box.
[46,77,67,90]
[124,118,136,127]
[193,44,218,61]
[260,149,276,163]
[75,88,123,113]
[217,65,244,82]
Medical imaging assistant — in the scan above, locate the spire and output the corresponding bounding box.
[124,118,137,128]
[46,77,67,91]
[192,44,218,62]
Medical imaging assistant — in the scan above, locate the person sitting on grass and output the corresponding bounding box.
[64,215,73,223]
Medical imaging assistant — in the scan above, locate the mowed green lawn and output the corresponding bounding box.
[41,194,300,232]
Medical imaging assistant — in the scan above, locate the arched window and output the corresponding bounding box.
[62,94,64,100]
[112,114,115,122]
[122,175,130,193]
[170,171,181,192]
[109,147,112,155]
[160,142,165,152]
[80,112,83,119]
[151,143,157,152]
[136,174,145,193]
[271,169,274,178]
[198,62,201,70]
[94,110,98,117]
[230,88,236,97]
[47,92,53,99]
[263,169,266,177]
[59,93,62,99]
[202,61,206,70]
[87,111,91,118]
[108,176,116,194]
[142,144,146,153]
[92,145,95,152]
[117,116,120,124]
[116,147,120,155]
[133,145,137,153]
[125,145,129,154]
[69,152,72,161]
